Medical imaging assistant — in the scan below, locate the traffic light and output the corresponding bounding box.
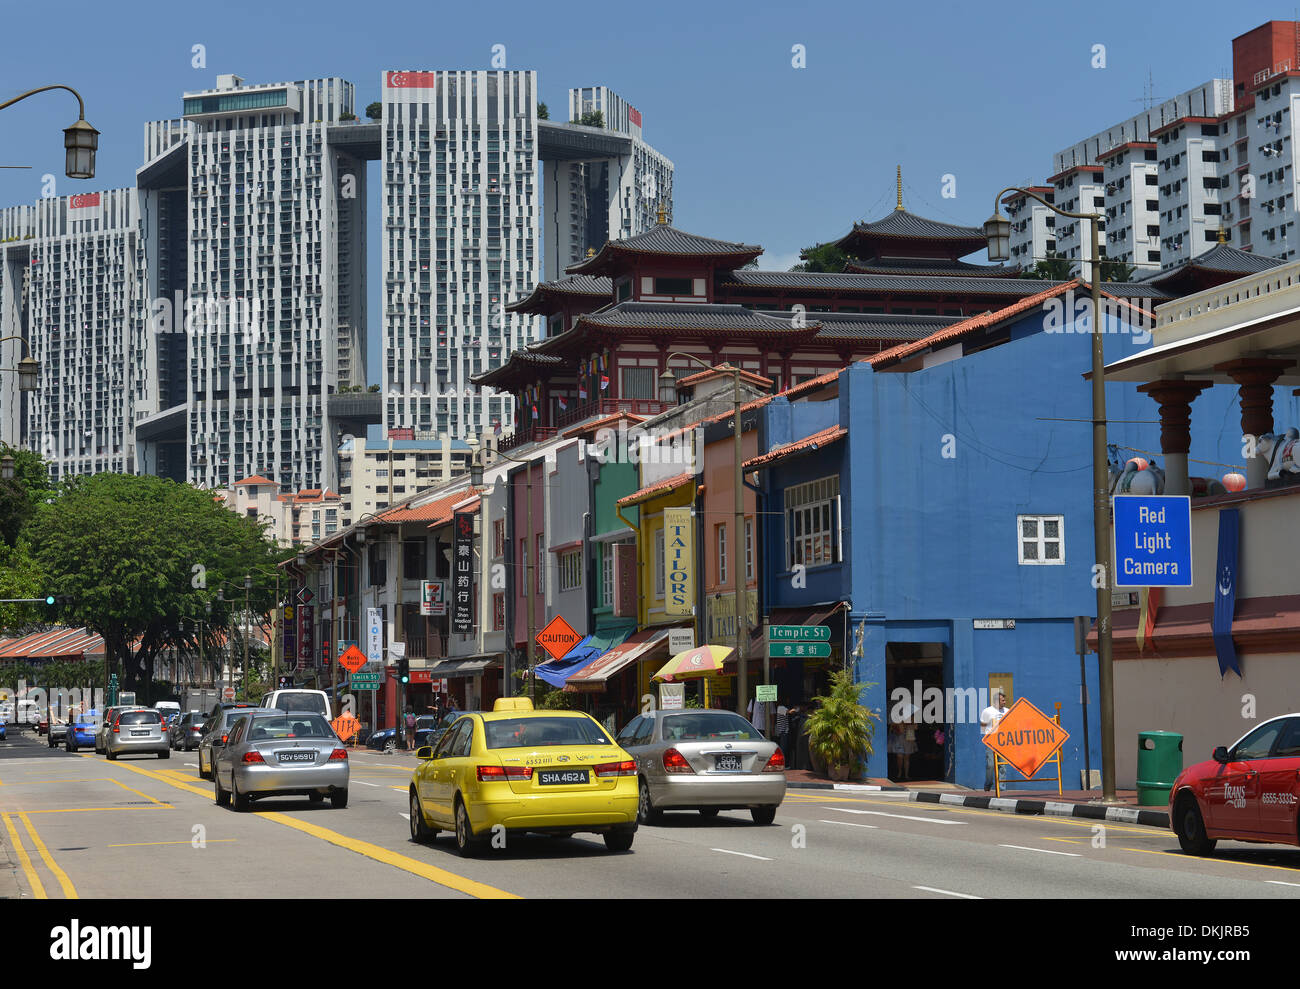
[397,659,409,684]
[45,594,72,606]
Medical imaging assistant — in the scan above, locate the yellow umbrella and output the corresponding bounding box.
[652,644,734,682]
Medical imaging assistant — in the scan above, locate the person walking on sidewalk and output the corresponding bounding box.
[981,689,1009,791]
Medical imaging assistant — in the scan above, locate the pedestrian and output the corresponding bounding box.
[746,695,770,738]
[775,698,790,755]
[405,708,416,750]
[980,688,1010,791]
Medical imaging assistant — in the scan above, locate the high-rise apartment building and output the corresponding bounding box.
[0,190,140,479]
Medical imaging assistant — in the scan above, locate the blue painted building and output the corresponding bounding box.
[754,283,1300,788]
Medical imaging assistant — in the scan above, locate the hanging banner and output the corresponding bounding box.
[282,604,297,671]
[663,507,694,617]
[367,607,383,664]
[614,542,637,617]
[297,603,315,669]
[452,511,475,634]
[1212,508,1241,678]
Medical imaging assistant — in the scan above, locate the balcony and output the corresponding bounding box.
[555,397,670,429]
[498,424,558,452]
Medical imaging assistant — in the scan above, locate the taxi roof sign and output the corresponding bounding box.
[981,698,1069,780]
[493,697,534,712]
[536,615,582,662]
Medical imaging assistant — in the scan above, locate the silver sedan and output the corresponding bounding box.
[615,709,786,825]
[104,709,170,760]
[213,712,349,812]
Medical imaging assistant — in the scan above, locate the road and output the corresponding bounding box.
[3,729,1300,899]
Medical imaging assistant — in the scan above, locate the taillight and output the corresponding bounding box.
[594,760,637,777]
[663,748,694,774]
[242,751,265,764]
[112,725,119,734]
[763,748,786,773]
[328,748,348,761]
[221,734,228,745]
[475,764,530,781]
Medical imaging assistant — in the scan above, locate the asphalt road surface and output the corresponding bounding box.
[4,729,1300,899]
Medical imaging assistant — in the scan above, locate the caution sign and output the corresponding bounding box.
[982,698,1069,780]
[332,713,362,742]
[337,644,367,674]
[536,615,582,662]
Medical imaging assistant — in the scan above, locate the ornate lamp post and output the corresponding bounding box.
[0,85,99,179]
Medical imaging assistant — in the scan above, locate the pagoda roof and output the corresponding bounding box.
[722,269,1170,299]
[507,274,613,314]
[565,224,763,276]
[826,207,988,260]
[759,311,961,342]
[470,347,565,389]
[1137,243,1284,293]
[843,256,1022,277]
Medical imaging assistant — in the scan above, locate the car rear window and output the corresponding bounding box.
[246,715,333,740]
[484,717,613,749]
[119,712,161,726]
[662,712,762,741]
[272,692,327,715]
[223,710,262,729]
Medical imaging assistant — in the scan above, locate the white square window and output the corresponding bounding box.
[1017,515,1065,565]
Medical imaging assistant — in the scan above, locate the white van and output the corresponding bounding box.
[261,689,332,721]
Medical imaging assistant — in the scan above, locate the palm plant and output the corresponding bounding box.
[804,670,877,779]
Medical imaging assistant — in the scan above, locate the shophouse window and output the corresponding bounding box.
[784,475,841,569]
[559,549,582,592]
[1017,515,1065,564]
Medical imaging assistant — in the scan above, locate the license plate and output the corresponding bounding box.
[714,754,743,771]
[278,751,316,763]
[538,769,589,785]
[131,730,150,737]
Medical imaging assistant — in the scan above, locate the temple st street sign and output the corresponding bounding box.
[768,641,831,659]
[768,625,831,641]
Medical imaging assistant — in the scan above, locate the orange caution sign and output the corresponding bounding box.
[536,615,582,662]
[982,698,1069,780]
[338,644,367,674]
[332,712,362,742]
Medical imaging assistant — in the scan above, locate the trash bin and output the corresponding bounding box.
[1136,730,1183,806]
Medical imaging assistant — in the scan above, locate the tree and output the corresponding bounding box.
[0,539,44,630]
[1099,255,1137,283]
[804,670,878,778]
[0,444,51,548]
[365,101,382,120]
[537,102,549,120]
[574,110,604,128]
[790,242,850,273]
[339,111,357,122]
[1020,252,1075,280]
[25,473,290,695]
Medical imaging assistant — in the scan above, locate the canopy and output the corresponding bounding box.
[564,628,670,690]
[653,644,735,682]
[535,629,630,688]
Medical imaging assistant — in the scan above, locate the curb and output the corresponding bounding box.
[909,790,1170,828]
[786,781,909,792]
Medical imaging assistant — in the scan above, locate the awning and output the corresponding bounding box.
[764,603,848,631]
[535,629,632,688]
[564,628,671,690]
[425,654,502,678]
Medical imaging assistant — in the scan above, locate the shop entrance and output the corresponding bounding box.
[885,641,948,782]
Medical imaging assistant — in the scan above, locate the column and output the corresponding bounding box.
[1136,379,1213,495]
[1215,358,1295,489]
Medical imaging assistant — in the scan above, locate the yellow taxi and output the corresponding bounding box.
[408,697,639,856]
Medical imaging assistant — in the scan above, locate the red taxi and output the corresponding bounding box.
[1170,714,1300,855]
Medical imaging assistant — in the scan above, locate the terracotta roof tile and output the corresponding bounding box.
[561,411,647,439]
[675,367,774,391]
[234,474,276,487]
[378,488,481,525]
[617,471,696,508]
[744,425,847,471]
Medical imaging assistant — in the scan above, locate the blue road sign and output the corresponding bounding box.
[1113,495,1193,588]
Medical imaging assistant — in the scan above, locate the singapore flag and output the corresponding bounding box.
[385,70,437,95]
[68,192,101,220]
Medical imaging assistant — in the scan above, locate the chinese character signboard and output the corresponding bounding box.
[614,542,637,618]
[663,508,694,617]
[452,511,474,634]
[282,604,297,671]
[297,603,315,669]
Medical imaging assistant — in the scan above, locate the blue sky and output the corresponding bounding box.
[0,0,1275,379]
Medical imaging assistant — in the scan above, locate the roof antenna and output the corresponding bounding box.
[895,165,904,211]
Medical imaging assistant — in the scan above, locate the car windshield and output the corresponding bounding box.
[415,717,438,729]
[273,693,327,715]
[245,715,333,740]
[484,717,613,749]
[661,712,762,741]
[223,710,262,729]
[119,712,160,726]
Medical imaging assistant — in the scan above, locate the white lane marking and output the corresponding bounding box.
[819,819,879,830]
[1266,880,1300,887]
[354,781,381,787]
[833,808,965,825]
[998,843,1081,857]
[710,848,773,861]
[914,885,982,899]
[184,763,197,768]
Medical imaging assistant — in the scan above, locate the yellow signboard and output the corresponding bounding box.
[663,508,694,617]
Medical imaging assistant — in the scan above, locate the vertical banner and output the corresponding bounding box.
[452,511,475,634]
[663,507,695,617]
[367,607,383,664]
[298,604,315,670]
[282,604,297,671]
[613,543,637,618]
[1212,508,1241,678]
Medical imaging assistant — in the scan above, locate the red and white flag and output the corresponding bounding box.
[69,192,101,220]
[385,71,437,90]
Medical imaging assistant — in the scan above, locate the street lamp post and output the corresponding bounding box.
[658,353,748,717]
[0,337,40,392]
[0,85,99,179]
[243,574,252,699]
[985,187,1115,801]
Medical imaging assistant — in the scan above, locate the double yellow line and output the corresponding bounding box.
[1,812,77,899]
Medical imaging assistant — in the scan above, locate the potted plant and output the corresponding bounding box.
[804,670,877,781]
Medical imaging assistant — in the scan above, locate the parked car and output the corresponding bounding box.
[48,717,69,748]
[197,707,275,780]
[66,710,100,752]
[0,718,6,741]
[169,711,207,751]
[213,711,349,811]
[367,726,400,753]
[104,709,170,761]
[1170,713,1300,855]
[407,697,638,856]
[615,708,786,826]
[261,689,332,721]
